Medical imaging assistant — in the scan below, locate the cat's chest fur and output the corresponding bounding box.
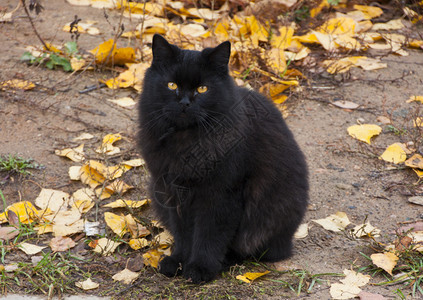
[156,119,246,183]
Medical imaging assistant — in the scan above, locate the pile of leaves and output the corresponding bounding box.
[4,0,421,105]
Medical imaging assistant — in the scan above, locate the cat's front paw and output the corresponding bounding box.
[159,255,182,277]
[183,261,220,284]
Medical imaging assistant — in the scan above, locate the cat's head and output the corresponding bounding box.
[141,34,235,133]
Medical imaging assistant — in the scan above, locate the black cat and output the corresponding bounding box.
[138,34,308,284]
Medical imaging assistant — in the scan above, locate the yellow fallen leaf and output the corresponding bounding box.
[44,209,81,225]
[313,212,351,232]
[143,249,165,268]
[107,97,136,108]
[310,0,329,18]
[72,188,96,202]
[406,95,423,103]
[330,283,362,300]
[68,166,81,180]
[179,23,207,38]
[66,0,91,6]
[347,124,382,144]
[370,252,398,275]
[79,162,106,189]
[104,212,129,236]
[352,222,381,238]
[372,19,404,31]
[1,79,35,91]
[409,39,423,48]
[340,269,371,287]
[333,35,361,51]
[122,158,145,167]
[354,57,387,71]
[353,5,383,19]
[329,269,371,299]
[318,17,356,36]
[96,133,121,154]
[95,187,113,200]
[154,230,173,247]
[89,40,135,65]
[105,179,133,195]
[112,268,140,284]
[413,117,423,127]
[73,133,94,141]
[71,199,95,214]
[84,160,125,180]
[1,201,40,224]
[284,47,310,61]
[55,144,85,162]
[265,48,286,75]
[379,143,407,164]
[0,12,13,22]
[75,278,99,290]
[35,224,53,235]
[35,188,71,212]
[413,168,423,178]
[323,56,367,74]
[70,57,86,71]
[92,237,121,256]
[129,238,149,250]
[213,19,230,41]
[103,199,148,209]
[272,95,288,104]
[18,242,46,255]
[405,154,423,169]
[271,26,294,50]
[236,271,270,283]
[294,223,309,239]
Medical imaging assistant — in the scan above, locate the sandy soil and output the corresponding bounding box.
[1,1,422,299]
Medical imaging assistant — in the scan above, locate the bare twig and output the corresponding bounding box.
[20,0,50,51]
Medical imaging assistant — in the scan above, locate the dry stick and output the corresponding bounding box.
[20,0,50,51]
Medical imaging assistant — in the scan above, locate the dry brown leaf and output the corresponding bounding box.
[408,196,423,206]
[49,236,76,252]
[358,291,387,300]
[332,101,359,110]
[0,227,19,241]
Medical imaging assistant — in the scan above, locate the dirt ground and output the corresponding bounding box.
[1,1,423,299]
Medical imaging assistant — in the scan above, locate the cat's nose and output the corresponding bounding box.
[179,96,190,107]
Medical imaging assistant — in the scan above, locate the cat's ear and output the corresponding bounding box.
[152,34,178,63]
[203,41,231,70]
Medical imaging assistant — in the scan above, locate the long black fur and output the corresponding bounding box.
[138,34,309,284]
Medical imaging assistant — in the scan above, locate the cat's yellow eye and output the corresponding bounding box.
[197,86,208,94]
[168,82,178,90]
